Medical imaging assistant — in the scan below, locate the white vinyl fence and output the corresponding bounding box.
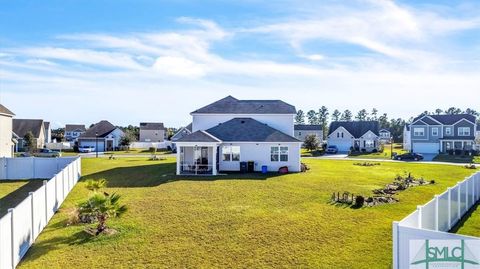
[393,171,480,268]
[130,141,172,150]
[0,157,81,269]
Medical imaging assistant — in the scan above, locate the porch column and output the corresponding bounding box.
[176,146,181,175]
[212,146,217,176]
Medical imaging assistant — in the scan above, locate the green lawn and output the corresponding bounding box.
[433,154,480,164]
[349,143,407,159]
[105,149,172,155]
[451,202,480,237]
[0,180,44,217]
[301,148,324,157]
[18,158,476,269]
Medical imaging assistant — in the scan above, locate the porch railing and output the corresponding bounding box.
[180,163,214,175]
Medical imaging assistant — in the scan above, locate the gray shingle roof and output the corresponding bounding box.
[80,120,117,138]
[414,114,476,125]
[294,124,322,131]
[44,122,50,130]
[13,119,44,138]
[140,122,165,130]
[185,123,192,132]
[206,118,300,142]
[175,130,221,143]
[65,124,86,132]
[192,96,296,114]
[0,104,14,116]
[328,121,379,138]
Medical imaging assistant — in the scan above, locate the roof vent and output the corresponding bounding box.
[241,120,245,124]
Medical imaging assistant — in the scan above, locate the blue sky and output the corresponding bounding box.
[1,0,480,128]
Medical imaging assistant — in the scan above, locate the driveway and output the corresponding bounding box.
[421,154,436,161]
[319,153,349,159]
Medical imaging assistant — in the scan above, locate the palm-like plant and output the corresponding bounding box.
[78,193,127,235]
[85,179,107,192]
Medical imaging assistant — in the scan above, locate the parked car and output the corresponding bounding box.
[394,153,424,161]
[326,145,338,154]
[79,146,95,153]
[34,149,62,158]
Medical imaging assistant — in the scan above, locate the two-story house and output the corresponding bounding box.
[13,119,47,151]
[378,129,391,143]
[0,104,15,157]
[410,114,477,154]
[78,121,124,152]
[65,124,86,142]
[327,121,380,152]
[139,122,166,142]
[294,125,323,144]
[174,96,302,175]
[403,124,411,151]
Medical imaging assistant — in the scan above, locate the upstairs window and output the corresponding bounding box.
[445,127,452,135]
[414,128,425,136]
[431,128,439,136]
[458,127,470,136]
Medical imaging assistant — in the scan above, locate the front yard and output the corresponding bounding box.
[433,154,480,164]
[349,143,407,159]
[18,158,475,268]
[0,180,43,217]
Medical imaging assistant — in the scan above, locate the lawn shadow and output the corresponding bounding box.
[449,201,480,234]
[0,180,44,218]
[83,162,286,188]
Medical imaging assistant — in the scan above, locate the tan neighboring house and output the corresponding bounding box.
[44,121,52,143]
[294,124,323,144]
[0,104,15,157]
[13,119,46,151]
[139,122,166,142]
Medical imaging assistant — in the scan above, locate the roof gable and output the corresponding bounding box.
[0,104,14,116]
[65,124,86,132]
[175,130,221,143]
[13,119,44,138]
[192,95,296,114]
[413,114,476,125]
[205,118,300,142]
[140,122,165,130]
[328,121,379,138]
[81,120,117,138]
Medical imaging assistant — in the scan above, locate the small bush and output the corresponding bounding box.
[372,149,378,153]
[355,195,365,207]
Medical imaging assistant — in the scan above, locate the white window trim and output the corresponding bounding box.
[271,146,289,162]
[222,146,240,162]
[458,127,471,136]
[414,128,425,136]
[431,127,439,136]
[445,127,452,135]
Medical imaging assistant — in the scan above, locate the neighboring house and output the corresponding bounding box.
[12,132,19,153]
[13,119,46,151]
[403,124,411,151]
[78,121,124,152]
[327,121,380,152]
[65,124,86,142]
[175,96,301,175]
[294,125,323,144]
[0,104,15,157]
[171,123,192,142]
[410,114,477,154]
[378,129,391,143]
[476,124,480,150]
[139,122,166,142]
[44,121,51,143]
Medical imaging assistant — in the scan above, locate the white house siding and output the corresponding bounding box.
[139,129,165,142]
[327,127,354,152]
[192,114,295,136]
[219,142,301,172]
[0,115,13,157]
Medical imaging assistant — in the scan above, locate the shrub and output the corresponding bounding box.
[355,195,365,207]
[361,148,367,153]
[149,147,157,154]
[371,149,378,153]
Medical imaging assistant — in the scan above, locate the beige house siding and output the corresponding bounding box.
[140,129,165,142]
[0,115,14,157]
[294,130,323,143]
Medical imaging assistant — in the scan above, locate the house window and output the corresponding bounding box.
[222,146,240,162]
[445,127,452,135]
[432,128,438,136]
[298,132,302,136]
[341,133,344,138]
[271,146,289,162]
[337,133,340,138]
[414,128,425,136]
[458,127,470,136]
[365,140,374,148]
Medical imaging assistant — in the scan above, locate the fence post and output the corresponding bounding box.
[466,178,469,208]
[32,157,36,179]
[447,188,452,230]
[434,195,439,231]
[44,180,48,224]
[392,221,399,269]
[8,208,14,269]
[29,192,34,242]
[417,206,423,229]
[62,171,65,199]
[54,174,58,211]
[458,185,461,221]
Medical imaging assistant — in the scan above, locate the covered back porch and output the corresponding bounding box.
[176,142,220,176]
[440,139,475,153]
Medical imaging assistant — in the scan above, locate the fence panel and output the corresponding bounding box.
[468,176,475,208]
[437,192,449,232]
[6,158,34,179]
[459,181,468,215]
[421,200,436,230]
[31,186,47,241]
[450,185,459,225]
[0,211,12,269]
[12,198,33,264]
[33,158,58,179]
[46,178,57,220]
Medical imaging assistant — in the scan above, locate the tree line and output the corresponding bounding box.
[295,107,479,142]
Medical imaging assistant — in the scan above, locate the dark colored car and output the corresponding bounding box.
[394,153,424,161]
[326,145,338,154]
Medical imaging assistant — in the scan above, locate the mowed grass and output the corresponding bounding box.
[0,180,44,217]
[105,149,172,155]
[18,158,476,269]
[349,143,407,159]
[433,154,480,164]
[453,202,480,237]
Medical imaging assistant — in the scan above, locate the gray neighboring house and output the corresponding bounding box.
[294,125,323,144]
[410,114,477,154]
[139,122,166,142]
[403,124,411,151]
[378,129,391,143]
[65,124,86,142]
[13,119,46,151]
[44,121,51,143]
[327,121,380,152]
[78,120,125,152]
[171,123,192,142]
[476,124,480,150]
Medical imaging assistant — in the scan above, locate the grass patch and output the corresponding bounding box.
[349,143,407,159]
[18,158,475,269]
[0,180,44,217]
[433,154,480,164]
[301,148,324,157]
[104,149,172,155]
[451,201,480,237]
